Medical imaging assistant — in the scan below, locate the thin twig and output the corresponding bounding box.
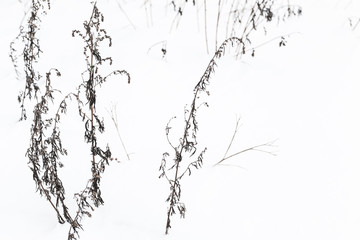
[222,117,241,160]
[244,32,301,52]
[143,0,153,27]
[352,18,360,31]
[226,0,236,38]
[115,0,136,30]
[204,0,209,54]
[147,40,167,55]
[215,117,277,166]
[107,104,131,161]
[215,140,277,166]
[215,0,222,51]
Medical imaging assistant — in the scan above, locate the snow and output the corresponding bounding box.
[0,0,360,239]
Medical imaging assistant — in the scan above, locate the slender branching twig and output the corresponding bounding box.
[143,0,154,27]
[203,0,209,54]
[222,117,242,160]
[106,104,131,161]
[147,40,167,59]
[115,0,137,30]
[215,0,223,51]
[214,118,277,166]
[349,17,360,31]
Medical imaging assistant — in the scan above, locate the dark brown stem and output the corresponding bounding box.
[68,6,97,237]
[38,177,66,223]
[165,88,200,234]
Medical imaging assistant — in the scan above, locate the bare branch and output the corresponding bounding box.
[115,0,137,30]
[106,104,131,161]
[215,139,277,167]
[222,116,241,160]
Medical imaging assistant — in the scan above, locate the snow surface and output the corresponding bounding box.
[1,0,360,239]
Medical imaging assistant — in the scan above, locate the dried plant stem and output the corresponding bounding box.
[107,105,131,161]
[90,36,96,173]
[115,0,136,30]
[161,33,287,234]
[215,0,222,51]
[352,18,360,31]
[216,140,277,166]
[245,32,300,52]
[143,0,153,27]
[196,1,200,31]
[165,162,180,234]
[164,88,200,235]
[67,3,130,238]
[159,0,302,234]
[204,0,209,54]
[162,38,246,236]
[222,117,241,160]
[226,0,237,38]
[22,2,130,239]
[68,15,98,237]
[214,118,277,167]
[38,176,66,223]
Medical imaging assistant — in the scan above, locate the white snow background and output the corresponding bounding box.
[0,0,360,239]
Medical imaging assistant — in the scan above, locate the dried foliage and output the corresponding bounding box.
[27,68,72,225]
[168,0,302,53]
[13,0,302,238]
[169,0,196,30]
[69,2,130,238]
[25,2,130,240]
[169,0,196,18]
[10,0,51,120]
[223,0,302,56]
[159,0,301,233]
[159,36,251,234]
[69,4,130,237]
